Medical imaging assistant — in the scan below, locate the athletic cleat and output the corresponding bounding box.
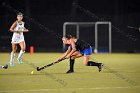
[17,58,23,64]
[98,63,103,72]
[66,70,74,74]
[3,64,8,69]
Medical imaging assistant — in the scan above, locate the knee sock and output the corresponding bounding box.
[17,50,25,60]
[10,52,15,63]
[70,59,75,71]
[86,61,99,67]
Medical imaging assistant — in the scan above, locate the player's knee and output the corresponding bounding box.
[21,50,25,53]
[12,50,16,53]
[21,48,26,52]
[70,56,75,60]
[12,51,16,54]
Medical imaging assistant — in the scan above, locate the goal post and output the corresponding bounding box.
[95,22,112,53]
[63,22,112,53]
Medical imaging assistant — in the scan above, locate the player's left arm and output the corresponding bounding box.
[66,39,76,58]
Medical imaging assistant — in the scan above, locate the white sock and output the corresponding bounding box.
[10,52,15,63]
[17,50,25,60]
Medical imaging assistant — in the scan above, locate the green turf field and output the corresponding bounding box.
[0,53,140,93]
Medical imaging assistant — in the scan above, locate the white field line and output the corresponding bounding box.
[0,86,140,92]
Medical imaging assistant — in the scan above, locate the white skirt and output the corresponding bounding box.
[11,33,25,44]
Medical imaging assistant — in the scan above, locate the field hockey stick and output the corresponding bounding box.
[127,26,139,30]
[37,57,66,71]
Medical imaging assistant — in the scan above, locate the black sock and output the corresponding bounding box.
[70,59,75,71]
[87,61,99,67]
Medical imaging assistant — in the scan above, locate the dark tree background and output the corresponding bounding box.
[0,0,140,52]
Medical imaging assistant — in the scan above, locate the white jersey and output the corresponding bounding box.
[11,21,25,44]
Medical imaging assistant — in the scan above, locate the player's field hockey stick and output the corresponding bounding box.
[37,57,66,71]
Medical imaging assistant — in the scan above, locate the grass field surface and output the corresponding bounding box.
[0,53,140,93]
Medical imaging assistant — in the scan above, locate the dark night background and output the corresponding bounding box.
[0,0,140,52]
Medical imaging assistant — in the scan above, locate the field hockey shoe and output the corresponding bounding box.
[3,64,8,69]
[98,63,103,72]
[17,58,23,64]
[66,70,74,74]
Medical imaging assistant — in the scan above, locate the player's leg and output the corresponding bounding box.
[84,55,103,72]
[9,43,17,66]
[17,41,26,64]
[66,51,83,73]
[82,47,103,72]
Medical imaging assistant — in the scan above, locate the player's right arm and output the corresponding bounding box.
[58,46,71,61]
[9,21,17,32]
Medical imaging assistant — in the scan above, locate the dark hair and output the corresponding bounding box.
[65,34,75,39]
[17,12,23,16]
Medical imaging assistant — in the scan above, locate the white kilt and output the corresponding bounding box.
[11,33,25,44]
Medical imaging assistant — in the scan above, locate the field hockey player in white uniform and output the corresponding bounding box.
[9,13,29,66]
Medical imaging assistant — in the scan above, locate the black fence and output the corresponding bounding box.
[0,0,140,53]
